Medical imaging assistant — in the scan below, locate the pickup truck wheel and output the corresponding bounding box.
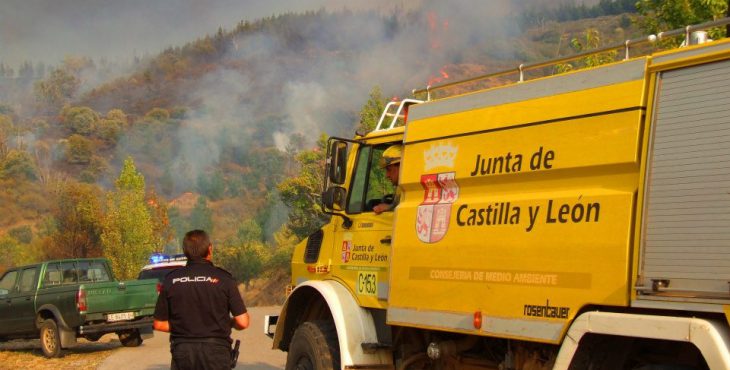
[285,321,340,370]
[40,319,62,358]
[118,330,143,347]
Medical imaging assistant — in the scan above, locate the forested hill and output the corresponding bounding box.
[0,0,675,281]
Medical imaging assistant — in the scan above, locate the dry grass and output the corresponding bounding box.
[0,335,121,370]
[241,269,290,307]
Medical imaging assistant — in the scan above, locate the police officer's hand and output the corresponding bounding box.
[231,312,250,330]
[153,319,170,332]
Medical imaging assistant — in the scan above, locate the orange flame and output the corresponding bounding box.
[428,66,450,86]
[427,11,448,50]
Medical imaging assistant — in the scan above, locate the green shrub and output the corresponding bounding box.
[9,225,33,244]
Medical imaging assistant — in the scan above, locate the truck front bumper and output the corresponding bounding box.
[264,315,278,338]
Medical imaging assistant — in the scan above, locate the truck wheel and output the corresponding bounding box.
[285,320,340,370]
[40,319,62,358]
[118,330,143,347]
[569,334,632,370]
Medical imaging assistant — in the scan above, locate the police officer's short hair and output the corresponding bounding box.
[183,229,211,260]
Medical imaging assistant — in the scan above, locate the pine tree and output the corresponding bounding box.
[358,86,386,132]
[101,157,157,279]
[190,196,214,234]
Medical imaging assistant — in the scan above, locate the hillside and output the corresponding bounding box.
[0,2,642,279]
[242,269,290,306]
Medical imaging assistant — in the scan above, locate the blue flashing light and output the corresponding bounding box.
[149,252,187,264]
[149,253,169,264]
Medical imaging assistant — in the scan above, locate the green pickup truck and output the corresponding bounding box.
[0,258,158,357]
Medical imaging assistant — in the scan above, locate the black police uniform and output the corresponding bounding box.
[154,259,247,370]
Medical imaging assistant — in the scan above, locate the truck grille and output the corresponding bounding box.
[304,229,324,263]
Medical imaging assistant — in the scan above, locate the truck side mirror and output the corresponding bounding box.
[328,141,348,185]
[322,137,354,229]
[322,186,347,211]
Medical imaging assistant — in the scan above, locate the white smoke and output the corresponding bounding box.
[166,0,534,172]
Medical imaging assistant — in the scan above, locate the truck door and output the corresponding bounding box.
[332,144,396,309]
[12,267,40,333]
[0,267,38,334]
[0,270,19,334]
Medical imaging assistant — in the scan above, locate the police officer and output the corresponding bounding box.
[153,230,250,370]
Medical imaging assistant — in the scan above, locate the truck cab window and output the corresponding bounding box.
[346,145,396,213]
[43,263,61,286]
[19,268,37,293]
[88,261,111,282]
[61,262,78,284]
[77,261,91,282]
[0,271,19,293]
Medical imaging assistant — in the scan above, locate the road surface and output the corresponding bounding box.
[99,306,286,370]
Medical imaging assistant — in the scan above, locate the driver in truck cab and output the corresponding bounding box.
[373,144,402,214]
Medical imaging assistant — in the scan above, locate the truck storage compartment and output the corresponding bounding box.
[638,58,730,305]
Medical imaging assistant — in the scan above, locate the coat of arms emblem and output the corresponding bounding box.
[416,172,459,243]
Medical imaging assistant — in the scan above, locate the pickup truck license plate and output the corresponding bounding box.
[107,312,135,322]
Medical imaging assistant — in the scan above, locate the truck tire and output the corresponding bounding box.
[40,319,62,358]
[285,320,340,370]
[568,334,632,370]
[118,329,143,347]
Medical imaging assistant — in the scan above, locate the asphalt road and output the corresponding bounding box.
[99,306,286,370]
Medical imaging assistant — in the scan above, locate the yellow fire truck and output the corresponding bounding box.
[270,18,730,370]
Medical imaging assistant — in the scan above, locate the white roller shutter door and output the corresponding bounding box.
[641,59,730,299]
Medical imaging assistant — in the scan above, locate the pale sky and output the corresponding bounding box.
[0,0,416,68]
